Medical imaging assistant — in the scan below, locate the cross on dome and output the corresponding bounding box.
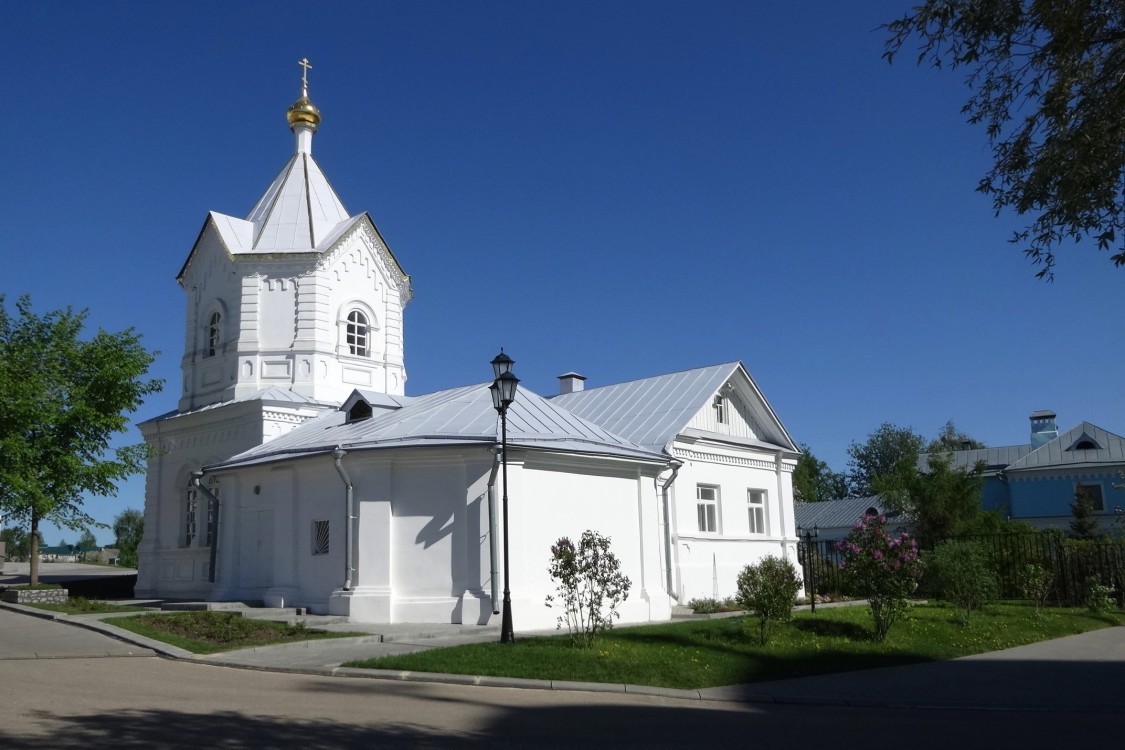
[287,57,322,139]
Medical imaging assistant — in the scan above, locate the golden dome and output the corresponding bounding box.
[287,94,321,130]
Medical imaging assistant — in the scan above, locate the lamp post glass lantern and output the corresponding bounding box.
[491,350,519,643]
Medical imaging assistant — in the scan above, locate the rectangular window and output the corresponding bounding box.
[747,489,767,534]
[713,395,726,424]
[1077,483,1105,512]
[312,520,330,555]
[184,488,198,547]
[697,485,719,533]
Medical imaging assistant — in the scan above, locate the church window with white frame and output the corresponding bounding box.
[207,311,221,357]
[747,489,767,534]
[346,310,369,357]
[697,484,720,533]
[713,395,726,424]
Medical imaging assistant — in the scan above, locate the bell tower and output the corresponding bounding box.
[175,60,412,412]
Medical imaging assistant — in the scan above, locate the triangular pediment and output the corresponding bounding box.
[1006,421,1125,471]
[550,362,797,455]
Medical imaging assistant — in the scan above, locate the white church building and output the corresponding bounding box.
[136,67,801,630]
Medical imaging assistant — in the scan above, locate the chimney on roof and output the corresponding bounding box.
[558,372,586,395]
[1029,410,1058,449]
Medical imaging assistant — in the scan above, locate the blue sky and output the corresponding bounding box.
[3,1,1122,546]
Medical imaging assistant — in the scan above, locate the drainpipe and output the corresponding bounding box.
[333,448,354,591]
[191,470,221,584]
[660,459,683,599]
[486,445,502,614]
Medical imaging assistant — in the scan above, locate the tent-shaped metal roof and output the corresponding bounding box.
[209,382,668,471]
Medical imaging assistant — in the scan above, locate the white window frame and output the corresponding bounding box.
[207,311,221,357]
[346,310,369,357]
[747,489,767,535]
[696,484,720,533]
[713,395,726,424]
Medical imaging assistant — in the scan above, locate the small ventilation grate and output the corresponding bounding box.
[312,520,330,555]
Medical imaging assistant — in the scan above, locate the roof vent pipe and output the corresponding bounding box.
[557,372,586,395]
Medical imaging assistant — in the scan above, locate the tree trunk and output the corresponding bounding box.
[29,515,39,585]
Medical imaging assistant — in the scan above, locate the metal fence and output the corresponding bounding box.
[797,532,1125,607]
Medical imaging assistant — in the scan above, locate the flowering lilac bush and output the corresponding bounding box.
[837,514,922,642]
[545,530,631,647]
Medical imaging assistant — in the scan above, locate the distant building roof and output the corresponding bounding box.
[920,421,1125,475]
[794,496,894,532]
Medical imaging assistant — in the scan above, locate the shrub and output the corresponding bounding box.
[545,530,631,647]
[688,597,719,614]
[1016,563,1054,616]
[735,555,802,645]
[837,514,922,642]
[925,540,999,625]
[1084,577,1115,614]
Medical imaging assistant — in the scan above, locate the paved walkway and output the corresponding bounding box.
[1,599,1122,711]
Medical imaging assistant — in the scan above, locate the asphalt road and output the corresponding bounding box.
[0,608,1121,748]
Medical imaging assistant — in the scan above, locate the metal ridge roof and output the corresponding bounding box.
[209,382,668,471]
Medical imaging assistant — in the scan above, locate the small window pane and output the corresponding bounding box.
[207,312,221,358]
[747,489,766,535]
[696,485,719,533]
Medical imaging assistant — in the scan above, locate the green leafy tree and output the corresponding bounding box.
[113,508,144,569]
[925,540,999,625]
[1069,487,1103,539]
[1,526,30,561]
[75,529,98,562]
[735,555,803,645]
[793,444,848,502]
[0,295,161,584]
[847,423,925,498]
[926,420,985,453]
[884,1,1125,278]
[876,452,985,549]
[1017,563,1054,617]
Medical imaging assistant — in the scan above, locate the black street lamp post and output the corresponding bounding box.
[490,350,519,644]
[798,525,820,613]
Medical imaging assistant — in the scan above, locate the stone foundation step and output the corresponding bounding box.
[156,601,351,626]
[671,604,695,617]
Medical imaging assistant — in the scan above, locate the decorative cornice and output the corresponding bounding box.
[672,446,793,472]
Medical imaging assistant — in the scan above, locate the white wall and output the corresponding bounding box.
[669,439,798,602]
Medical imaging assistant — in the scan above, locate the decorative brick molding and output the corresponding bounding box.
[1,588,69,605]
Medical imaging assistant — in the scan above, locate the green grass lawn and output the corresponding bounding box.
[28,597,146,615]
[345,603,1123,690]
[104,611,365,654]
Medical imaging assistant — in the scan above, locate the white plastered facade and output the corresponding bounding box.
[137,89,799,627]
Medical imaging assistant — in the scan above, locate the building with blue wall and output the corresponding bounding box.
[937,411,1125,531]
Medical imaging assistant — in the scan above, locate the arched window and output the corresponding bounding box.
[207,311,222,357]
[346,310,369,357]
